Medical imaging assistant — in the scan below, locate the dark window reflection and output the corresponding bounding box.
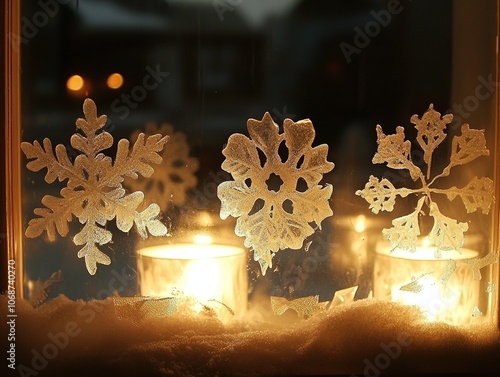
[20,0,459,301]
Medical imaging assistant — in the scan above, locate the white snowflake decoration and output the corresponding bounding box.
[356,104,494,256]
[21,99,169,275]
[217,112,334,275]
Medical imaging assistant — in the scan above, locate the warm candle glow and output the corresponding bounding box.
[421,236,431,248]
[193,233,213,245]
[374,243,480,325]
[137,243,247,317]
[183,258,221,303]
[353,214,367,233]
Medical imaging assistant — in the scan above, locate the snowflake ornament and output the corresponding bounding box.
[271,295,326,319]
[217,112,334,275]
[126,123,199,210]
[21,99,169,275]
[356,104,495,257]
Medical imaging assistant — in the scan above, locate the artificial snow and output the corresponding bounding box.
[3,295,499,377]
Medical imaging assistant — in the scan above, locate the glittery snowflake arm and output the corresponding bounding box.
[247,112,284,162]
[372,125,421,182]
[221,133,265,183]
[439,124,490,179]
[22,98,169,275]
[410,104,453,180]
[21,139,83,185]
[355,176,411,214]
[463,252,499,280]
[428,202,469,257]
[382,196,425,253]
[283,118,334,185]
[428,123,493,213]
[433,176,494,214]
[106,133,168,184]
[218,112,334,275]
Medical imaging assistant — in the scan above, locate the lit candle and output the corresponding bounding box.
[373,240,480,326]
[137,242,247,318]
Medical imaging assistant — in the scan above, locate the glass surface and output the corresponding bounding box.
[18,0,498,324]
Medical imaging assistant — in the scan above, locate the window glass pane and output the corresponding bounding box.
[19,0,498,327]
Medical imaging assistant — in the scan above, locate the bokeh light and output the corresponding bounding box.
[66,75,85,91]
[107,73,124,89]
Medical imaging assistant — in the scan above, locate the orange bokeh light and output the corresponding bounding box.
[107,73,124,89]
[66,75,85,91]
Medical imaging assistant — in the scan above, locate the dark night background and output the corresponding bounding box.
[17,0,496,304]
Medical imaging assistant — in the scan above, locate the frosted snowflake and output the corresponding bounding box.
[126,123,199,210]
[356,104,494,257]
[21,99,169,275]
[217,112,334,275]
[271,295,325,319]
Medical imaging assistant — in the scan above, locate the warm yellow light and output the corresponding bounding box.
[378,245,477,261]
[183,258,221,305]
[374,243,480,325]
[421,236,431,248]
[193,233,213,245]
[106,73,124,89]
[137,243,248,317]
[66,75,84,91]
[353,214,366,233]
[392,273,460,322]
[196,211,214,226]
[138,244,243,260]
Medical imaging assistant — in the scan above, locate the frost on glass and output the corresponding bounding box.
[21,99,169,275]
[356,104,495,256]
[217,112,334,275]
[126,123,199,210]
[27,270,63,308]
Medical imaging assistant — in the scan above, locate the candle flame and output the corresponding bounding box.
[353,214,366,233]
[183,258,221,307]
[421,236,431,248]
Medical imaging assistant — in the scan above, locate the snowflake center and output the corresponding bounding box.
[266,173,284,192]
